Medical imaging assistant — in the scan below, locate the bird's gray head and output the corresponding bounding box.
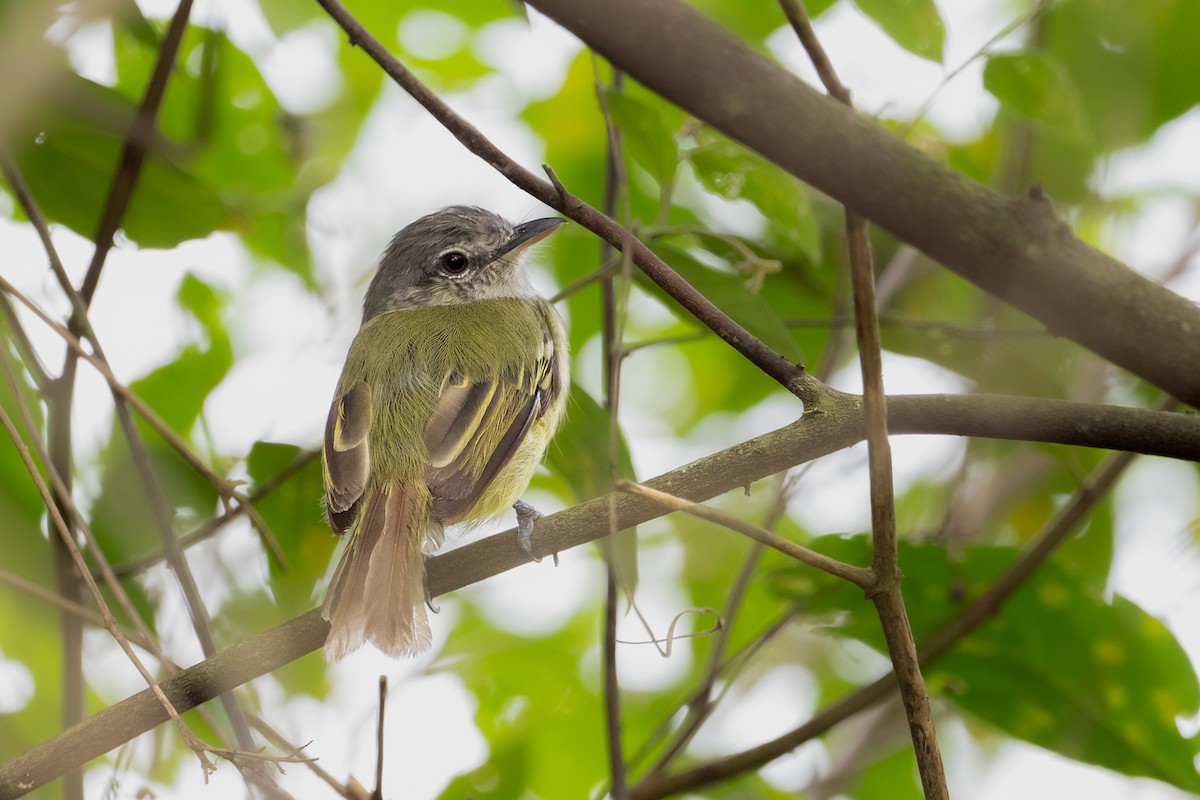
[362,205,564,322]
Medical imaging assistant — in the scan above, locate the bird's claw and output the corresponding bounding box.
[422,553,439,614]
[514,500,543,563]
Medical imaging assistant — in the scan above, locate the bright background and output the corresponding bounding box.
[2,0,1199,797]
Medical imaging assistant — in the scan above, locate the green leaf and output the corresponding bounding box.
[984,51,1091,142]
[546,383,638,592]
[646,242,802,362]
[246,442,334,618]
[437,606,608,798]
[12,82,235,248]
[113,26,320,284]
[604,89,679,189]
[90,275,232,565]
[853,0,945,63]
[130,275,232,436]
[856,747,922,800]
[774,537,1200,792]
[255,0,323,36]
[687,138,820,264]
[693,0,837,46]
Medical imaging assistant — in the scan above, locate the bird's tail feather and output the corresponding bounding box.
[321,482,432,660]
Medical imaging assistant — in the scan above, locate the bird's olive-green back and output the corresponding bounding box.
[337,297,562,488]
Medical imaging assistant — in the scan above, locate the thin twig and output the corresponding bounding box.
[623,315,1050,355]
[314,0,819,404]
[899,0,1053,140]
[643,472,797,776]
[780,2,949,796]
[630,428,1144,799]
[596,60,630,800]
[618,480,872,588]
[0,290,50,390]
[372,676,387,800]
[0,274,286,566]
[0,404,219,778]
[249,717,357,800]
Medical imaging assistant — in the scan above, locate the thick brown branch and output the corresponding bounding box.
[524,0,1200,407]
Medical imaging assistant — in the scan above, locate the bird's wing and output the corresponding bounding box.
[323,379,372,534]
[423,327,560,524]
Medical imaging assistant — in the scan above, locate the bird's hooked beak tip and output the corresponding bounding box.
[497,216,566,259]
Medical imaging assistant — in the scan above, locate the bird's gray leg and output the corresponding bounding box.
[514,500,544,563]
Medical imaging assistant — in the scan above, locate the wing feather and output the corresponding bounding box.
[324,380,372,534]
[424,375,498,468]
[423,334,559,524]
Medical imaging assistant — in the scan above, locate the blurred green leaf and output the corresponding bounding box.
[438,605,607,798]
[131,274,232,436]
[774,536,1200,792]
[647,242,802,362]
[255,0,324,35]
[246,442,334,618]
[546,383,638,592]
[12,83,234,248]
[1035,0,1200,200]
[548,383,635,502]
[687,137,820,264]
[693,0,837,46]
[90,275,231,566]
[984,51,1090,142]
[114,26,319,283]
[853,0,946,63]
[856,746,922,800]
[604,89,679,190]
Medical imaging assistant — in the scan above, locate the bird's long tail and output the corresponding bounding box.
[321,481,432,660]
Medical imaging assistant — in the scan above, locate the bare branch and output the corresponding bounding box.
[778,3,947,793]
[313,0,815,402]
[631,436,1143,799]
[4,390,1198,796]
[618,480,872,588]
[524,0,1200,407]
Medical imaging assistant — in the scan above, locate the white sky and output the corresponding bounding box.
[1,0,1199,798]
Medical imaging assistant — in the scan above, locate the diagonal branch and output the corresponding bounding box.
[0,271,284,564]
[523,0,1200,408]
[313,0,815,402]
[631,432,1142,799]
[618,480,872,587]
[4,389,1199,796]
[76,0,194,308]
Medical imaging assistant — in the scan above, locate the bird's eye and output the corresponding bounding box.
[441,251,469,274]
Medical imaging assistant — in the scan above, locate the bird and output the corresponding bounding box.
[320,205,568,660]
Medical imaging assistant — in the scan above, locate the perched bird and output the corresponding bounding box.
[321,206,568,659]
